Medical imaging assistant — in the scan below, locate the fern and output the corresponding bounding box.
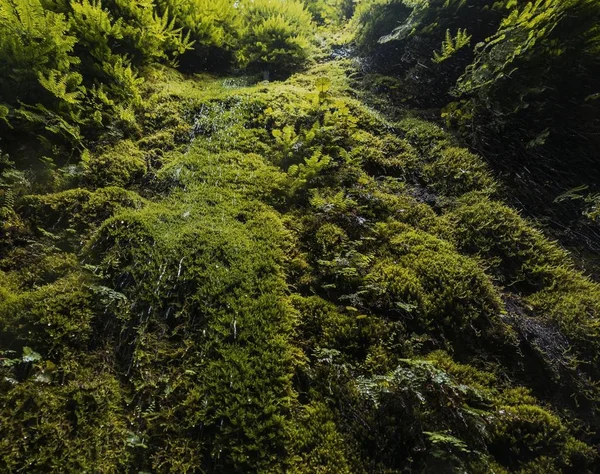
[288,150,332,191]
[110,0,194,63]
[37,70,84,105]
[0,187,15,213]
[433,28,472,63]
[0,0,78,91]
[0,104,9,125]
[238,0,314,74]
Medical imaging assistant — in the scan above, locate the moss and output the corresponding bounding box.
[315,222,348,256]
[441,196,569,288]
[527,267,600,373]
[344,357,493,472]
[352,130,419,178]
[80,135,304,471]
[353,177,440,230]
[3,52,599,473]
[0,207,27,249]
[14,252,80,289]
[395,117,457,155]
[286,402,353,474]
[490,403,594,471]
[342,353,594,473]
[426,350,497,390]
[366,224,503,338]
[0,273,95,354]
[23,186,146,236]
[238,0,315,76]
[82,140,147,187]
[292,295,358,356]
[422,146,497,197]
[0,356,129,473]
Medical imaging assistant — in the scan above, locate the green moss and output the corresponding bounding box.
[82,140,147,188]
[3,47,599,473]
[396,117,457,155]
[366,224,503,337]
[292,295,358,356]
[14,252,80,289]
[352,130,419,178]
[0,273,95,353]
[315,222,348,256]
[0,356,129,473]
[22,186,146,248]
[422,146,497,196]
[0,207,27,248]
[286,402,353,473]
[441,196,569,287]
[490,403,594,471]
[342,353,594,473]
[78,133,305,471]
[527,267,600,372]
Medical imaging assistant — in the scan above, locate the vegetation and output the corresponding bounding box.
[1,0,599,472]
[352,0,600,249]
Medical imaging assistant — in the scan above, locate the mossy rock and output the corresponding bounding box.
[528,267,600,377]
[0,357,129,472]
[82,140,147,187]
[352,130,419,178]
[396,117,457,155]
[22,186,146,238]
[0,273,96,353]
[489,403,595,472]
[422,147,497,197]
[441,196,569,288]
[366,224,503,338]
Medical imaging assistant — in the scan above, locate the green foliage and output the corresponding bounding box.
[238,0,315,75]
[343,353,594,472]
[0,0,314,159]
[354,0,600,221]
[0,0,82,143]
[286,402,353,473]
[490,403,595,471]
[433,28,472,63]
[450,0,600,145]
[288,150,332,192]
[304,0,355,25]
[352,0,412,51]
[2,15,600,470]
[156,0,240,64]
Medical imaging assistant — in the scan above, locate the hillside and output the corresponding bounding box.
[1,1,600,472]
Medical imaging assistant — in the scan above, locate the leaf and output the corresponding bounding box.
[554,185,589,203]
[395,301,418,312]
[22,347,42,363]
[315,76,331,94]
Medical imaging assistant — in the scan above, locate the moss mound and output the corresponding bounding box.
[1,59,599,472]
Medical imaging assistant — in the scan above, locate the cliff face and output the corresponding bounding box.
[1,2,600,472]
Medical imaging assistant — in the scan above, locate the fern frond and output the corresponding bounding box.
[433,28,472,63]
[37,70,83,105]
